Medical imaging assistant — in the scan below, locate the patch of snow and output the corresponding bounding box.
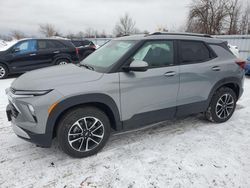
[0,40,18,51]
[0,76,250,187]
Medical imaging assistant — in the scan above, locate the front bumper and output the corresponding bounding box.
[7,104,53,147]
[6,88,63,147]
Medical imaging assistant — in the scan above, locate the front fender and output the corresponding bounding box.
[45,93,122,145]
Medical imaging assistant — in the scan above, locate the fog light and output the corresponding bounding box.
[28,104,35,116]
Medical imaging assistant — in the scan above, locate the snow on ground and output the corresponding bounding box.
[0,76,250,188]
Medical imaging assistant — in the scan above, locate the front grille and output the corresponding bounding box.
[9,102,19,118]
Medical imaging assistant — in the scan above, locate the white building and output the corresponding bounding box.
[215,35,250,59]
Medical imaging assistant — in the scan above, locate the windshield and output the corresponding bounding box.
[80,40,137,72]
[0,40,18,51]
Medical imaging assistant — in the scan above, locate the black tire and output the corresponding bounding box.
[57,106,111,158]
[205,87,237,123]
[55,59,70,65]
[0,63,8,79]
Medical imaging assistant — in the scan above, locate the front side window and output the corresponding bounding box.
[14,40,37,54]
[179,41,211,64]
[132,41,174,67]
[80,40,137,72]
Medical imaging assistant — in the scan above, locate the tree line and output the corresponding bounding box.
[187,0,250,34]
[0,0,249,41]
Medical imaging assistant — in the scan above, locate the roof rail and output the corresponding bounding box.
[146,32,212,38]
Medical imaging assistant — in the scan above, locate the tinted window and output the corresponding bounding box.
[14,40,37,54]
[72,41,82,47]
[133,41,174,67]
[180,41,210,63]
[38,41,47,49]
[53,41,65,48]
[72,40,92,47]
[37,40,65,50]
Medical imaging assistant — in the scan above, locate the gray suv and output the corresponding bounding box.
[6,33,245,158]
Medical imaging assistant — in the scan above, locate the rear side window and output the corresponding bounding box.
[72,40,92,47]
[179,41,211,64]
[72,41,82,47]
[38,40,65,50]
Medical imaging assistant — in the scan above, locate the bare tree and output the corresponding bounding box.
[99,30,107,38]
[113,13,137,36]
[187,0,231,34]
[10,30,26,40]
[84,28,97,38]
[239,5,250,34]
[226,0,241,34]
[39,23,59,37]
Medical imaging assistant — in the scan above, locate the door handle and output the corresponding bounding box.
[212,66,221,71]
[53,51,60,54]
[164,71,176,77]
[29,53,36,56]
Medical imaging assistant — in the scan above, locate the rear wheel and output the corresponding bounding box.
[205,87,237,123]
[57,106,111,158]
[56,59,69,65]
[0,63,8,79]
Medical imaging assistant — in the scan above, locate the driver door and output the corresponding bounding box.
[119,40,180,129]
[7,39,38,72]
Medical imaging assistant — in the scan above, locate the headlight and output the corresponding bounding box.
[11,88,52,97]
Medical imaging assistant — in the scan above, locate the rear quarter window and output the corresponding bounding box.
[209,44,236,59]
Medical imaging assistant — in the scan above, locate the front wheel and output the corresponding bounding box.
[57,106,111,158]
[205,87,237,123]
[0,63,8,79]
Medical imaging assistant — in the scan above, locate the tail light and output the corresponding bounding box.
[76,47,79,56]
[235,59,246,69]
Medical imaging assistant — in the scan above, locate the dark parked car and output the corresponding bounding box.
[245,56,250,75]
[71,40,96,61]
[0,38,79,79]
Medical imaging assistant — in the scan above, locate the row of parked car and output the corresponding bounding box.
[0,38,97,79]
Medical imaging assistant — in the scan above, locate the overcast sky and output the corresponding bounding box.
[0,0,191,36]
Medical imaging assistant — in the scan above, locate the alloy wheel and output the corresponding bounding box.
[0,66,6,78]
[216,93,235,119]
[59,61,68,65]
[68,116,104,152]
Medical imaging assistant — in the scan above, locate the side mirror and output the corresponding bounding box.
[12,48,20,53]
[124,60,149,72]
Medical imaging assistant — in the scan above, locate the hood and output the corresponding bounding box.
[11,64,103,90]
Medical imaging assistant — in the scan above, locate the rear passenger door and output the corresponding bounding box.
[176,40,219,116]
[119,40,180,129]
[36,40,66,67]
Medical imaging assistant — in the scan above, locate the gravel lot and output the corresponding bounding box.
[0,76,250,188]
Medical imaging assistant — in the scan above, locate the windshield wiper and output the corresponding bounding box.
[79,64,95,71]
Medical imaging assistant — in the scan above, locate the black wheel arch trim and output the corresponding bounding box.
[45,93,122,146]
[206,76,243,108]
[53,54,72,64]
[0,61,9,69]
